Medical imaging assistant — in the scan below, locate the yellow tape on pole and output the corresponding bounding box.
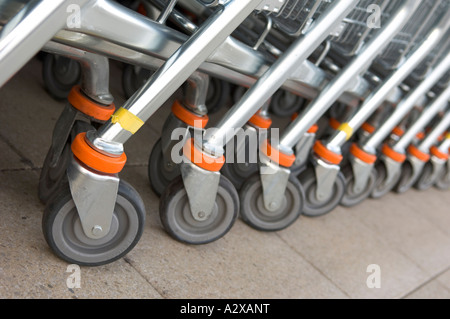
[337,122,353,141]
[111,107,144,134]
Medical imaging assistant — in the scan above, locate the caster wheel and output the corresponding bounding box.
[38,144,71,204]
[42,54,81,100]
[148,138,181,196]
[38,121,93,204]
[221,161,259,191]
[270,90,305,118]
[394,160,413,194]
[122,64,153,99]
[221,140,259,190]
[205,77,230,114]
[42,180,146,266]
[159,175,239,245]
[239,173,304,231]
[340,165,377,207]
[435,164,450,190]
[414,162,434,191]
[298,167,346,217]
[232,86,247,104]
[370,161,401,199]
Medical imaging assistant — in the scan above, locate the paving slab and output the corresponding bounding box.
[346,192,450,277]
[405,280,450,299]
[277,207,429,299]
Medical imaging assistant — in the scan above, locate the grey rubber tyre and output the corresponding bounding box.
[38,121,93,204]
[221,161,259,191]
[38,144,71,204]
[42,54,81,100]
[394,160,414,194]
[435,163,450,190]
[159,175,239,245]
[370,161,401,199]
[239,174,304,231]
[122,64,153,99]
[414,162,434,191]
[270,90,305,118]
[42,180,146,266]
[340,165,377,207]
[205,77,230,114]
[298,167,346,217]
[148,138,181,196]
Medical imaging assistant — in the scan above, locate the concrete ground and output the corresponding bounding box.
[1,56,450,299]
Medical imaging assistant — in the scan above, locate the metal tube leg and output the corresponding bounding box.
[93,0,263,146]
[326,12,450,152]
[363,53,450,155]
[0,0,90,87]
[203,0,359,154]
[394,86,450,153]
[279,0,422,151]
[400,111,450,189]
[378,86,450,194]
[201,0,359,211]
[415,114,450,189]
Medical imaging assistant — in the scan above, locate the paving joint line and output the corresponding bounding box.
[275,232,351,299]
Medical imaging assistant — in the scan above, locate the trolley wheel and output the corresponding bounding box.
[220,140,259,190]
[42,54,81,100]
[239,173,304,231]
[38,121,94,204]
[205,77,230,114]
[370,160,401,199]
[159,175,238,245]
[413,162,434,191]
[221,161,259,191]
[270,90,305,118]
[394,160,413,194]
[38,144,71,204]
[435,163,450,190]
[340,165,377,207]
[298,166,346,217]
[148,138,181,196]
[42,180,145,266]
[122,64,153,99]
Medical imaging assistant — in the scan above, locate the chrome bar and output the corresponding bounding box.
[394,85,450,152]
[279,0,421,150]
[96,0,263,144]
[437,133,450,153]
[363,53,450,154]
[0,0,90,87]
[418,111,450,153]
[326,10,450,150]
[204,0,359,151]
[42,41,113,105]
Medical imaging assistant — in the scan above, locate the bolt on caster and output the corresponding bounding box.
[236,136,306,231]
[159,174,239,245]
[43,179,145,266]
[239,173,304,232]
[298,163,346,217]
[340,143,378,207]
[159,137,239,244]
